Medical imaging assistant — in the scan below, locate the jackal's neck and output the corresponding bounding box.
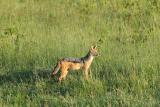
[83,52,94,62]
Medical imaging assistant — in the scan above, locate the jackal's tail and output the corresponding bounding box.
[52,61,61,76]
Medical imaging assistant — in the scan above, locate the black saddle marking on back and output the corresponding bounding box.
[62,57,84,63]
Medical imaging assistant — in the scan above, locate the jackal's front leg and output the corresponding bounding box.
[84,68,89,80]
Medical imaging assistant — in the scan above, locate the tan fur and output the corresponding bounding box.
[51,46,99,82]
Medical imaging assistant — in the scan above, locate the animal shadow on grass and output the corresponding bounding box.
[0,69,58,85]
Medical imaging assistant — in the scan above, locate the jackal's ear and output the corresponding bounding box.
[93,45,97,49]
[90,46,94,50]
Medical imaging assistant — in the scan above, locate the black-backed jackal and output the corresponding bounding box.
[51,46,99,82]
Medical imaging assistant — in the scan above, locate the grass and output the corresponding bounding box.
[0,0,160,106]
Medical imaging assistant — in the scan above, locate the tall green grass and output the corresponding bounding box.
[0,0,160,106]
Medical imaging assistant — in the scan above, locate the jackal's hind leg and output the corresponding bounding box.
[58,68,68,82]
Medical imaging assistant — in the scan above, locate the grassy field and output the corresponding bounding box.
[0,0,160,106]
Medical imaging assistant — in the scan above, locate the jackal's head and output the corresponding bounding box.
[89,45,99,56]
